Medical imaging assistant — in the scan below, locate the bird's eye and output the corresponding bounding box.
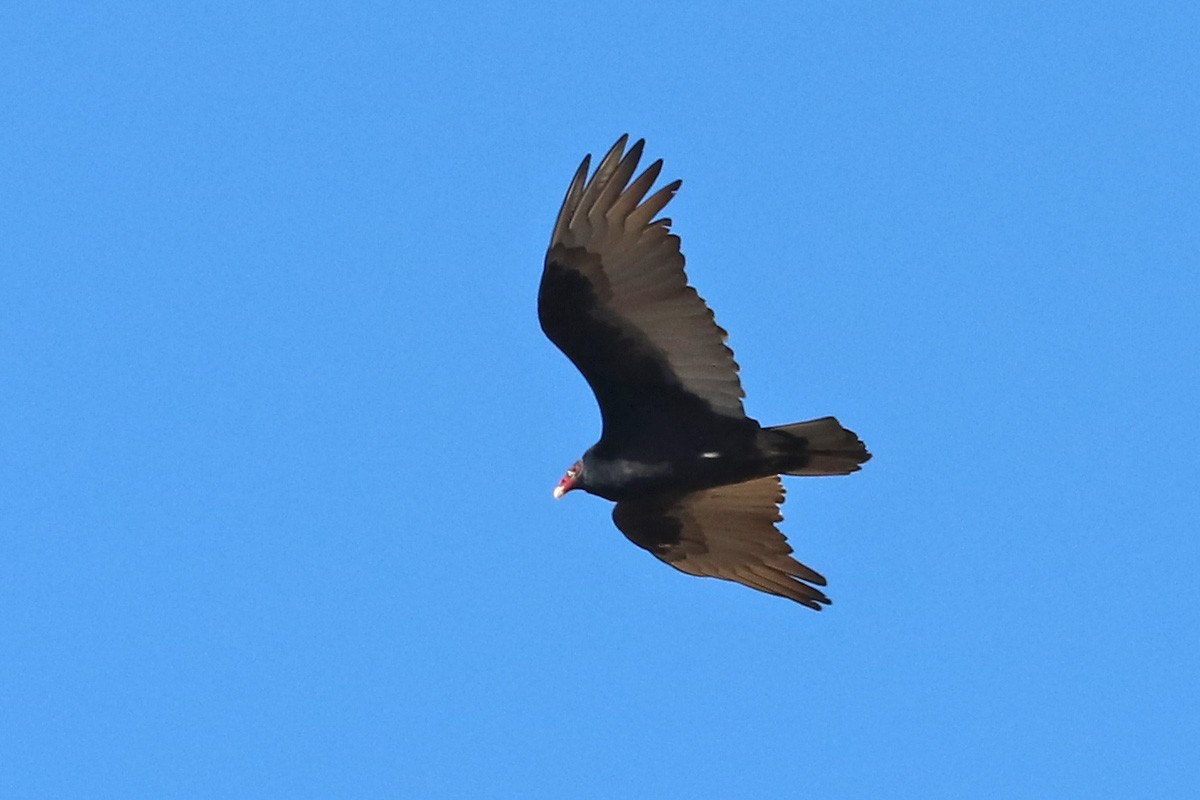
[567,467,578,477]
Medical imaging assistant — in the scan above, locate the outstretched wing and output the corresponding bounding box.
[539,136,749,448]
[612,476,831,610]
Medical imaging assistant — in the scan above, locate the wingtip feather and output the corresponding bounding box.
[551,153,592,244]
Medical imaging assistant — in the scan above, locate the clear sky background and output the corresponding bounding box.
[3,2,1198,797]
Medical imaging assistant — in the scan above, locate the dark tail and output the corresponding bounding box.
[763,416,871,476]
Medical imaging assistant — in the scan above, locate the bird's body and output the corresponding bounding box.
[539,136,870,609]
[575,418,850,502]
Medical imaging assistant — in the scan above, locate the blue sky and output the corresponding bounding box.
[3,1,1198,797]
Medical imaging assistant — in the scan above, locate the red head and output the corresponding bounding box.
[553,461,583,499]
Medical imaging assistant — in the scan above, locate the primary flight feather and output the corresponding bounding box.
[539,136,870,609]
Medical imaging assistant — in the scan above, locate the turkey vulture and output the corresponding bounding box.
[539,136,870,609]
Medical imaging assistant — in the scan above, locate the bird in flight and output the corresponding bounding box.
[539,136,870,609]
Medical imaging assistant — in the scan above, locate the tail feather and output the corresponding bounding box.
[764,416,871,476]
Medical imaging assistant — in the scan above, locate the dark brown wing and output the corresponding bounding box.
[612,476,831,609]
[539,136,749,447]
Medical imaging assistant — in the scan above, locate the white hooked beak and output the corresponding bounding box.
[553,467,579,500]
